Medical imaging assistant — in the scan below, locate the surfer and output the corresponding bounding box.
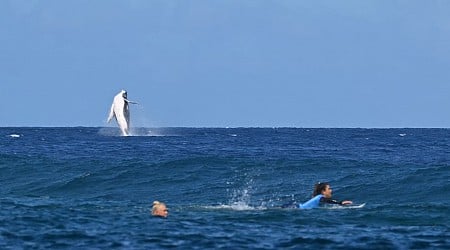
[151,201,169,218]
[299,182,352,209]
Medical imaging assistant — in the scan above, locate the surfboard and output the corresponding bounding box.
[321,203,366,209]
[347,203,366,208]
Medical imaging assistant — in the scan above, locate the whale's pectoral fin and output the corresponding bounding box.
[107,103,115,123]
[124,98,138,105]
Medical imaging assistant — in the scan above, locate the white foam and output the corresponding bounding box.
[99,128,164,137]
[98,127,122,136]
[128,128,176,137]
[202,203,264,211]
[224,201,256,211]
[9,134,21,138]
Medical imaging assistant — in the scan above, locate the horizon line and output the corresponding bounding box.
[1,126,449,129]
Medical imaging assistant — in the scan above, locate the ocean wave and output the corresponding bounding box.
[1,128,449,249]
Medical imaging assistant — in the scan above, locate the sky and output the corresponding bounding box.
[1,0,450,128]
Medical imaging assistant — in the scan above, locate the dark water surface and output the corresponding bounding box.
[1,127,449,249]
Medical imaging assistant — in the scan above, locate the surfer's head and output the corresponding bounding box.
[313,182,332,198]
[152,201,168,218]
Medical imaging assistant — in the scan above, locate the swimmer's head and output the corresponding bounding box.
[152,201,168,218]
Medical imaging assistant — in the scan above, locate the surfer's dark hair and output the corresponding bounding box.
[313,182,329,197]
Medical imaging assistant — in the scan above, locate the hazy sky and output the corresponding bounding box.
[2,0,449,127]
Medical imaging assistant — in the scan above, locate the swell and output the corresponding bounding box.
[3,151,449,209]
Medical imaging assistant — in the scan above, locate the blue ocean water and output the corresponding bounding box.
[1,127,449,249]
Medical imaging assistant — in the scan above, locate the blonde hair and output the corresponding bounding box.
[152,201,166,215]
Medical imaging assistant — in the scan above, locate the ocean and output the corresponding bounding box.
[1,127,449,249]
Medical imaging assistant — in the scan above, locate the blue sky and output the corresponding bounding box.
[1,0,449,128]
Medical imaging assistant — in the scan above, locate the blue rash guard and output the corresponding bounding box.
[298,194,323,209]
[298,195,343,209]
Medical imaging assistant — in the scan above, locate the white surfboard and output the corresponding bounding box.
[321,203,366,209]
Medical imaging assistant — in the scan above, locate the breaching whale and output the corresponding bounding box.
[107,90,137,136]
